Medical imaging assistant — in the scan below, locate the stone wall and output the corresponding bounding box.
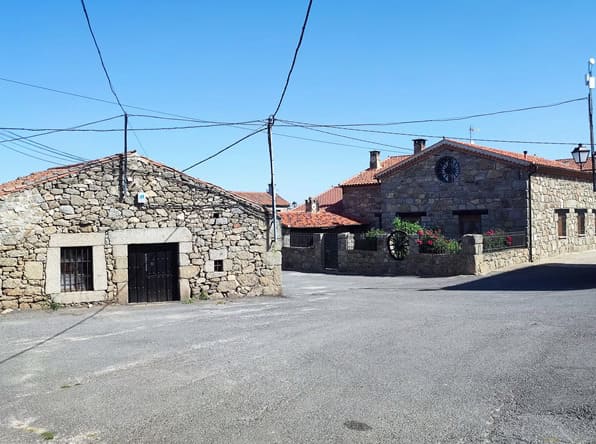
[341,184,381,227]
[283,232,534,277]
[281,233,324,273]
[530,174,596,260]
[380,149,528,238]
[0,154,281,310]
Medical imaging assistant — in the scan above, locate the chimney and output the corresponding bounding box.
[369,150,381,169]
[305,197,318,213]
[413,138,426,154]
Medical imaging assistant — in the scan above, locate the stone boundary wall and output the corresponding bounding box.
[282,232,535,276]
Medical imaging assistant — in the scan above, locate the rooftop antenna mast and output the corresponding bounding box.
[469,126,478,144]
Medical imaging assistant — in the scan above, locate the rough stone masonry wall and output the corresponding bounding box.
[381,150,528,238]
[281,234,324,273]
[283,232,532,277]
[0,155,281,310]
[530,173,596,260]
[341,184,381,227]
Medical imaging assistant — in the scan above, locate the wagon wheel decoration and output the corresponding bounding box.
[387,230,409,260]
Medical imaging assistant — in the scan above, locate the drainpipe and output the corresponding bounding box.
[527,163,537,262]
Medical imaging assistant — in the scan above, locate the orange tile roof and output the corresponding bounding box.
[232,191,290,207]
[341,155,410,186]
[376,139,593,179]
[280,209,365,229]
[0,154,120,198]
[293,186,343,212]
[556,156,594,171]
[0,152,266,214]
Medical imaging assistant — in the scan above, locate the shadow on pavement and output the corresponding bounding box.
[443,263,596,292]
[0,304,107,367]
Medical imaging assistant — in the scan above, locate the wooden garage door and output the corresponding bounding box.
[128,243,179,303]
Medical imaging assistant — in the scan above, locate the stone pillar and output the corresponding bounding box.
[282,233,291,248]
[461,234,483,274]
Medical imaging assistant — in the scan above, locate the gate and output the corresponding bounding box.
[323,233,338,269]
[128,243,179,303]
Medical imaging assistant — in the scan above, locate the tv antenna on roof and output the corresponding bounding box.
[469,126,478,144]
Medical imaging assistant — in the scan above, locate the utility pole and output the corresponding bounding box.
[122,113,128,200]
[587,58,595,192]
[267,116,278,242]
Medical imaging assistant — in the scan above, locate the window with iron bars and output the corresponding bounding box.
[60,246,93,292]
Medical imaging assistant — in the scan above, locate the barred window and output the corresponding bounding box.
[60,247,93,292]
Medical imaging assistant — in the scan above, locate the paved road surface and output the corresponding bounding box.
[1,251,595,443]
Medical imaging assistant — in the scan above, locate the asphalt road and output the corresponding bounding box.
[1,253,596,443]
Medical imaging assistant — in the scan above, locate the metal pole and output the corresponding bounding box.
[588,60,595,192]
[267,116,278,242]
[122,113,128,199]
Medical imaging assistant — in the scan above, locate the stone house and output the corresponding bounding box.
[283,138,596,271]
[375,138,596,261]
[0,152,281,310]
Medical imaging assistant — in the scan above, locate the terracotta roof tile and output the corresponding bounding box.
[232,191,290,207]
[280,209,365,229]
[0,153,267,214]
[0,154,121,198]
[341,155,410,186]
[377,139,592,179]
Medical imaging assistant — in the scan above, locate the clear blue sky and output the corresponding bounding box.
[1,1,595,204]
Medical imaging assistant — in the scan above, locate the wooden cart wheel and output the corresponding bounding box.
[387,230,409,260]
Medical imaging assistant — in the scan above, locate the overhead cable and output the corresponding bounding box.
[0,115,123,144]
[276,97,587,128]
[284,121,584,147]
[80,0,126,115]
[182,126,267,172]
[271,0,313,118]
[0,77,263,126]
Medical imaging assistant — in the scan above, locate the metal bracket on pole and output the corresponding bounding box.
[267,116,278,242]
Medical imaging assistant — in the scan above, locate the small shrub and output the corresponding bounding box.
[198,290,209,301]
[48,300,60,311]
[40,431,55,441]
[392,217,423,235]
[364,228,385,238]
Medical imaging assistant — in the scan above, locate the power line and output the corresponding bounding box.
[271,0,313,118]
[0,115,123,144]
[272,131,409,153]
[80,0,126,115]
[0,77,264,126]
[128,114,265,125]
[1,130,87,162]
[127,121,148,156]
[277,97,587,128]
[284,121,584,147]
[0,121,265,133]
[0,137,64,166]
[283,122,415,151]
[182,126,267,172]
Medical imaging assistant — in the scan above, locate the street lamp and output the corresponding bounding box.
[572,143,590,169]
